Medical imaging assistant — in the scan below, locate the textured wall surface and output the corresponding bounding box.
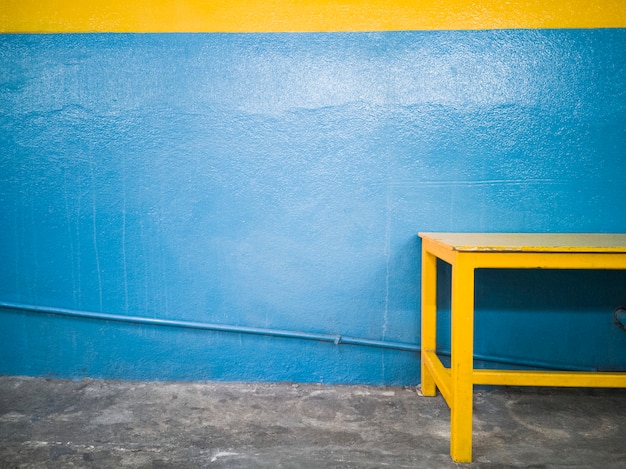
[1,31,626,384]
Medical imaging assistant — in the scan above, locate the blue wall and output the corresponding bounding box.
[1,31,626,384]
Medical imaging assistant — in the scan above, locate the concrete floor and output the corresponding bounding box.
[0,377,625,468]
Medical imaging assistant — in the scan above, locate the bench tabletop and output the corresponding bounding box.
[418,233,626,253]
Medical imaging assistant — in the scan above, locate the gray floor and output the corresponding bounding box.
[0,377,624,468]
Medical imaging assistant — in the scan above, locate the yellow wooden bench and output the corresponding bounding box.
[418,233,626,463]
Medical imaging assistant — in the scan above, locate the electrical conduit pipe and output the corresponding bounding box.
[0,300,593,371]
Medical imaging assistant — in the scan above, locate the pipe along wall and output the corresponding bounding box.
[0,301,598,372]
[1,6,626,384]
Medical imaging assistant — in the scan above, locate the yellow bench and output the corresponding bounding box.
[418,233,626,463]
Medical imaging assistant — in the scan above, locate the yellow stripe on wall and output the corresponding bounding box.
[2,0,626,33]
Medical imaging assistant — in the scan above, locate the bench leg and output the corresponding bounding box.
[450,260,475,463]
[420,248,437,396]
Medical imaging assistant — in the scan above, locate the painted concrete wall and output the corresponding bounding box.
[4,1,626,32]
[1,5,626,384]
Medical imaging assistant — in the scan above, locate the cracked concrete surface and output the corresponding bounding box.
[1,377,625,468]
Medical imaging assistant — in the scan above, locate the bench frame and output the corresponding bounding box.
[418,232,626,463]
